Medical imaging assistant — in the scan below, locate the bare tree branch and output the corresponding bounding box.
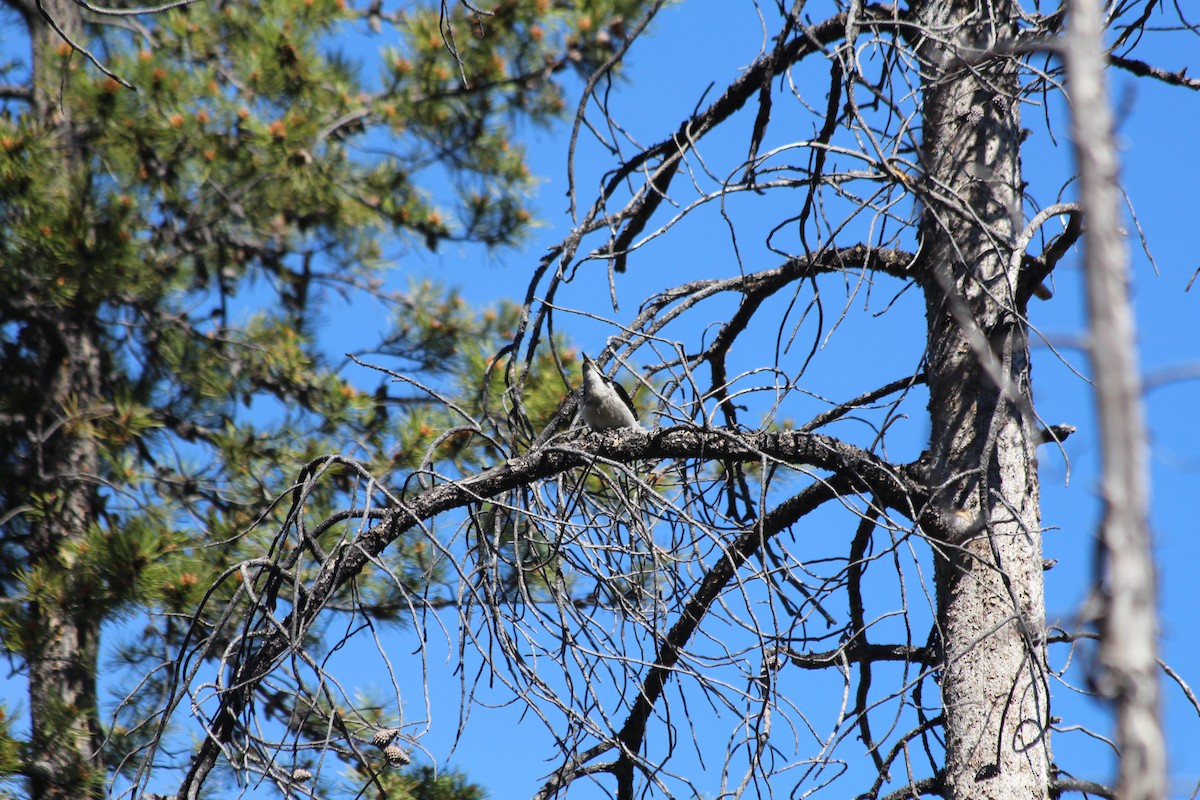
[1109,54,1200,90]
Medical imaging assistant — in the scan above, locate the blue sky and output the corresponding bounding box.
[372,2,1200,797]
[4,0,1200,797]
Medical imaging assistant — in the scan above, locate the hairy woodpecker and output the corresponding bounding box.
[580,354,639,430]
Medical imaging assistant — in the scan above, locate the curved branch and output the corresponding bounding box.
[1016,204,1082,303]
[611,474,854,800]
[579,4,904,274]
[176,426,925,798]
[34,0,135,90]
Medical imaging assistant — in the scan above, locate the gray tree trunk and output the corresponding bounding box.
[913,0,1052,796]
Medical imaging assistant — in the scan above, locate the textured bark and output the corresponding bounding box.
[912,1,1052,797]
[26,322,107,800]
[21,1,108,796]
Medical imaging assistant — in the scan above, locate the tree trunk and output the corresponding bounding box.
[913,1,1052,797]
[21,1,108,796]
[24,319,107,800]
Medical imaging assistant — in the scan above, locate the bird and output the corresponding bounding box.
[579,353,639,430]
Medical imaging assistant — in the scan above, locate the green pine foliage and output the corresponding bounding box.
[0,0,656,795]
[343,762,486,800]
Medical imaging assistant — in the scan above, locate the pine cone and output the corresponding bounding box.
[372,728,398,747]
[383,743,410,766]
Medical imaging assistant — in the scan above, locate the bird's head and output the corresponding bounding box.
[580,353,603,386]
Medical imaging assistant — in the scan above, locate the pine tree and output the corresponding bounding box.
[0,0,653,797]
[127,2,1197,799]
